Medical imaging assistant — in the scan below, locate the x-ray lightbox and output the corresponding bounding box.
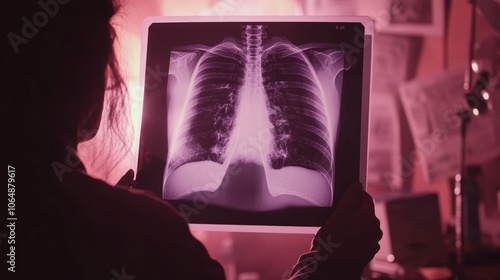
[136,16,373,233]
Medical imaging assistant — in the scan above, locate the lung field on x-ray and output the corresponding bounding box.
[163,25,352,211]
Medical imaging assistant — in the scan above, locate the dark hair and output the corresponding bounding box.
[4,0,129,178]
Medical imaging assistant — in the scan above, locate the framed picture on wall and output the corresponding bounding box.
[357,0,445,37]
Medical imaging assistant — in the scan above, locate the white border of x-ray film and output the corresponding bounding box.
[137,16,373,234]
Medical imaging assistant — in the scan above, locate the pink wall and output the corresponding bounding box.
[412,0,498,224]
[77,1,499,278]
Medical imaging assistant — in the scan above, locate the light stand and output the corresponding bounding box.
[454,110,470,267]
[455,0,493,268]
[454,0,477,268]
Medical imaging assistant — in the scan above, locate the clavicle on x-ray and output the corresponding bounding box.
[163,25,354,211]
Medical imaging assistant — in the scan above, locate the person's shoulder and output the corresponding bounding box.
[52,173,224,279]
[62,172,188,231]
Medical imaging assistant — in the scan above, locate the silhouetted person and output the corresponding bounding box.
[3,0,381,279]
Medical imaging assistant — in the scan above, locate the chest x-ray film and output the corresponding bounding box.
[137,16,372,233]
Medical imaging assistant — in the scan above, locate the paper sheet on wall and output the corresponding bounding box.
[366,34,419,191]
[372,35,414,93]
[367,93,402,190]
[399,66,500,183]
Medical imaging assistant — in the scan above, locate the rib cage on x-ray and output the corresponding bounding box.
[163,25,351,211]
